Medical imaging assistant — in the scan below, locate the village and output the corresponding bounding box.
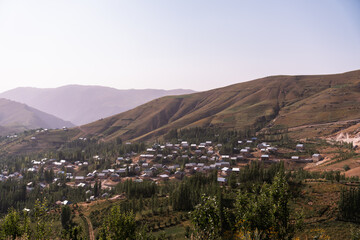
[0,137,324,205]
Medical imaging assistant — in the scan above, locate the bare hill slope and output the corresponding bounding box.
[77,70,360,141]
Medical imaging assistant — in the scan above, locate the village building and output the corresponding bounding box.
[312,153,323,162]
[296,144,304,151]
[174,171,185,180]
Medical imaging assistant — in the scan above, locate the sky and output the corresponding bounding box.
[0,0,359,92]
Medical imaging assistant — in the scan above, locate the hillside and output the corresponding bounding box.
[0,85,195,125]
[75,70,360,141]
[0,98,74,135]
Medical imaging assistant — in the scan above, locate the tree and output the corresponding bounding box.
[190,195,222,240]
[98,206,136,240]
[269,170,292,239]
[33,198,52,240]
[1,208,22,240]
[235,171,299,240]
[61,205,72,230]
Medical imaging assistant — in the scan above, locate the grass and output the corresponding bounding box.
[290,181,360,239]
[151,224,187,239]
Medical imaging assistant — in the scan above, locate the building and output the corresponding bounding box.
[312,154,323,162]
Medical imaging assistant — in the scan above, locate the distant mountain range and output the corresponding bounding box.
[74,70,360,141]
[0,98,74,135]
[0,85,195,126]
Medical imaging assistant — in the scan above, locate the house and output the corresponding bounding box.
[77,183,86,188]
[174,171,185,180]
[215,163,222,169]
[203,166,211,172]
[220,162,231,167]
[116,168,127,176]
[221,167,232,176]
[195,150,202,155]
[240,149,252,157]
[159,174,169,181]
[207,150,214,155]
[168,164,180,171]
[165,143,174,149]
[312,154,323,162]
[66,165,75,173]
[153,163,163,169]
[291,156,300,161]
[147,148,156,153]
[296,144,304,151]
[97,173,107,179]
[257,142,269,149]
[143,169,154,177]
[185,163,197,169]
[140,154,154,159]
[232,167,240,173]
[217,177,227,186]
[261,155,270,161]
[267,147,278,153]
[86,173,95,182]
[110,173,120,182]
[74,176,85,183]
[181,141,189,148]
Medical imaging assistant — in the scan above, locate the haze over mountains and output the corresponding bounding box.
[75,70,360,142]
[0,98,74,135]
[0,85,195,126]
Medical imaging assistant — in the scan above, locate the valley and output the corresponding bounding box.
[0,70,360,239]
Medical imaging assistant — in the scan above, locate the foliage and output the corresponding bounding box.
[235,171,300,240]
[0,208,22,240]
[190,195,222,240]
[33,198,52,240]
[61,205,72,230]
[339,187,360,222]
[98,206,136,240]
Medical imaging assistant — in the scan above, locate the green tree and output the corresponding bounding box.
[269,170,293,240]
[235,171,299,240]
[98,206,136,240]
[1,208,22,240]
[33,198,52,240]
[61,205,72,230]
[190,195,222,240]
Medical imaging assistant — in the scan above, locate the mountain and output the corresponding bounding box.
[0,85,195,125]
[75,70,360,141]
[0,98,74,135]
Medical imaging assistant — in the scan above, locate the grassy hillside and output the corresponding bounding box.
[76,70,360,141]
[0,98,74,136]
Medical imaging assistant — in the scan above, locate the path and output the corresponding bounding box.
[84,215,95,240]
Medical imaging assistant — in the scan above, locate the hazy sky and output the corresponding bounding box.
[0,0,359,92]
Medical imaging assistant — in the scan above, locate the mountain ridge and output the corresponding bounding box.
[0,98,74,135]
[0,85,196,125]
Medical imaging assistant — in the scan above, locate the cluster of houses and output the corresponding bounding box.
[0,171,23,182]
[0,139,325,200]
